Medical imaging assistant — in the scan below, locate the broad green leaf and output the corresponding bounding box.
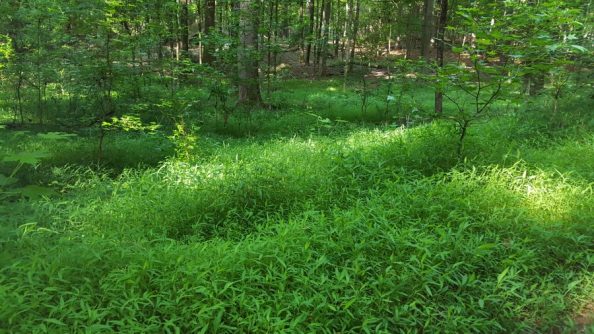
[477,38,493,46]
[477,243,497,251]
[3,151,49,165]
[567,279,581,291]
[570,45,588,53]
[497,267,510,286]
[0,174,18,186]
[14,185,56,199]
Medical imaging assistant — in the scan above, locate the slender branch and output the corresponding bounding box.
[473,58,482,114]
[477,78,503,114]
[444,92,465,113]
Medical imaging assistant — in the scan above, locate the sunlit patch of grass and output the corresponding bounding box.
[2,157,592,332]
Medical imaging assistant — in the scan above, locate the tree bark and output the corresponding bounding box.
[421,0,435,60]
[321,0,332,75]
[348,0,360,72]
[314,0,324,70]
[203,0,216,64]
[305,0,315,65]
[180,0,190,56]
[238,0,262,105]
[434,0,448,114]
[343,0,354,89]
[333,0,341,57]
[299,0,306,59]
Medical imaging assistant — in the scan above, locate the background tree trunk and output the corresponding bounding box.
[421,0,435,60]
[238,0,262,105]
[305,0,315,65]
[180,0,190,56]
[321,0,332,75]
[203,0,216,64]
[348,0,360,72]
[435,0,448,114]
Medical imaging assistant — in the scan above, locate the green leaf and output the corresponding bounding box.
[477,38,493,46]
[477,243,497,251]
[567,279,581,291]
[0,174,18,186]
[14,185,56,199]
[497,267,510,286]
[2,151,49,165]
[570,45,588,53]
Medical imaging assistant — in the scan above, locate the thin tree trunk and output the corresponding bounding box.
[238,0,262,105]
[267,0,274,96]
[273,0,279,75]
[421,0,435,60]
[343,0,354,89]
[99,30,114,161]
[348,0,360,72]
[299,0,306,60]
[203,0,216,64]
[16,72,24,125]
[180,0,190,56]
[321,0,332,75]
[434,0,448,114]
[305,0,315,66]
[314,0,324,70]
[333,0,341,57]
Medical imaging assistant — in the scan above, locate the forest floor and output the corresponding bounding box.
[1,77,593,332]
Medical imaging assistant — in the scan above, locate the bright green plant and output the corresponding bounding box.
[169,121,199,161]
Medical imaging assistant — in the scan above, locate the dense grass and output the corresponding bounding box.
[1,79,593,333]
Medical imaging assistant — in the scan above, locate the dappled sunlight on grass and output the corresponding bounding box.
[448,164,594,227]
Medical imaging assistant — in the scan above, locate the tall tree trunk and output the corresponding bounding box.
[341,0,351,61]
[238,0,262,105]
[305,0,315,65]
[180,0,190,56]
[348,0,360,72]
[299,0,306,59]
[267,0,274,96]
[434,0,448,114]
[273,0,279,75]
[321,0,332,75]
[343,0,354,89]
[421,0,435,60]
[405,3,420,59]
[203,0,216,64]
[333,0,341,57]
[314,0,325,70]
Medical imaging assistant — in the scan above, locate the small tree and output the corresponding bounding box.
[437,56,514,158]
[434,5,519,158]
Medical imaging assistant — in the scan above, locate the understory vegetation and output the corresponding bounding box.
[1,79,593,332]
[1,0,593,332]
